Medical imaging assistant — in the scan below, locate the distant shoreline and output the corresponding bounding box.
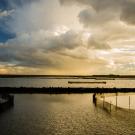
[1,75,135,79]
[0,87,135,94]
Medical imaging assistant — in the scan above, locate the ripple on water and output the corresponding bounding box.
[0,94,135,135]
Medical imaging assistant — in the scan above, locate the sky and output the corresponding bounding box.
[0,0,135,75]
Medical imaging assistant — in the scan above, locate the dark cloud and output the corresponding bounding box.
[0,0,38,9]
[0,27,110,69]
[44,30,82,51]
[78,8,95,27]
[0,44,59,68]
[0,30,83,68]
[59,0,122,9]
[59,0,135,25]
[0,0,39,43]
[59,0,90,6]
[78,8,117,27]
[120,2,135,25]
[88,37,110,50]
[0,0,134,74]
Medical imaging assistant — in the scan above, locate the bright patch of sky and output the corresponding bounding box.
[0,0,135,75]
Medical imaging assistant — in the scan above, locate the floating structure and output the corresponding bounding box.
[68,81,106,84]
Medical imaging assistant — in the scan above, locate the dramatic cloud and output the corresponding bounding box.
[120,2,135,25]
[0,29,79,66]
[0,0,135,74]
[60,0,135,25]
[0,0,38,9]
[0,28,105,67]
[78,8,118,27]
[88,37,110,50]
[8,0,82,34]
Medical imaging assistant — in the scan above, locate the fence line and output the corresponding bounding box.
[93,93,132,112]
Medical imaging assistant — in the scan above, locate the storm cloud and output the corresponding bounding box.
[0,29,83,67]
[0,0,135,74]
[59,0,135,25]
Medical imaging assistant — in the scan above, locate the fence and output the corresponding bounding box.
[93,93,132,112]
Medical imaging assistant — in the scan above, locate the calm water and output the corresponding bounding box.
[105,94,135,110]
[0,94,135,135]
[0,77,135,88]
[0,78,135,135]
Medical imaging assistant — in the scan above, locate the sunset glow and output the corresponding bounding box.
[0,0,135,75]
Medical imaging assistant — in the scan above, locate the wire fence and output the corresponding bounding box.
[93,93,133,112]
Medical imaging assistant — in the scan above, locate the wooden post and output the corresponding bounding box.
[110,101,112,112]
[103,95,105,108]
[129,96,130,110]
[116,93,118,110]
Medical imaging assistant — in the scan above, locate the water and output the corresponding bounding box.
[105,94,135,110]
[1,77,135,88]
[0,78,135,134]
[0,94,135,135]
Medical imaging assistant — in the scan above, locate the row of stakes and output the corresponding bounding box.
[102,93,131,112]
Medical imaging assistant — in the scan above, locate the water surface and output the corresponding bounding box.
[0,94,135,135]
[1,77,135,88]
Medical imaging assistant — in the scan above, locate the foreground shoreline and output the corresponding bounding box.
[0,87,135,94]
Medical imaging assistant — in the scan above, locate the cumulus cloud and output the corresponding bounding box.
[8,0,82,34]
[0,9,14,18]
[0,25,112,75]
[88,37,110,50]
[0,0,135,74]
[120,2,135,25]
[78,8,118,27]
[59,0,135,25]
[0,29,82,67]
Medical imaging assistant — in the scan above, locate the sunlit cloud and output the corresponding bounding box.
[0,0,135,74]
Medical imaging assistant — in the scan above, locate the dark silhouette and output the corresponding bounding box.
[0,87,135,94]
[93,93,97,106]
[0,94,14,112]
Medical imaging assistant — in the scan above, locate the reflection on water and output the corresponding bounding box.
[0,94,135,135]
[1,78,135,88]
